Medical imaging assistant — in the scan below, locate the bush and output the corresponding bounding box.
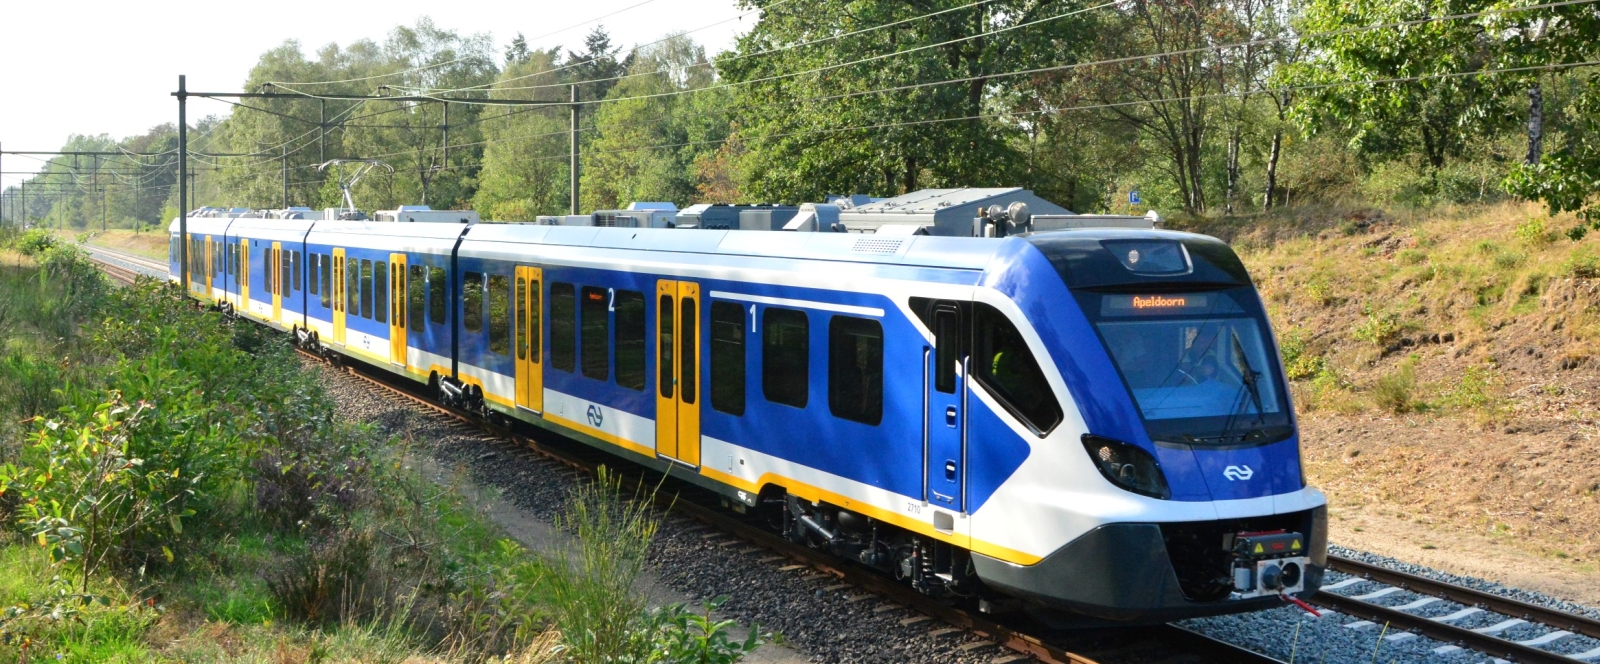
[1277,329,1326,381]
[266,527,377,625]
[8,229,57,256]
[547,467,663,663]
[1515,217,1557,245]
[1371,363,1417,414]
[1563,249,1600,278]
[1441,364,1498,412]
[1353,312,1402,347]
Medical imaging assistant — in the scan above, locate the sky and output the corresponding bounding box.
[0,0,753,187]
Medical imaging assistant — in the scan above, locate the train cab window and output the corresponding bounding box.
[710,301,746,416]
[829,316,883,426]
[360,259,374,319]
[762,308,809,408]
[292,251,302,292]
[463,271,484,333]
[615,290,646,391]
[934,306,960,394]
[489,274,511,355]
[373,261,387,324]
[408,266,425,331]
[347,257,360,313]
[580,286,609,380]
[973,303,1062,435]
[428,267,446,325]
[550,283,576,372]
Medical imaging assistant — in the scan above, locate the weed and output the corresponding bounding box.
[1396,248,1428,265]
[1278,329,1327,380]
[1493,251,1525,269]
[1441,365,1498,414]
[1353,312,1402,347]
[1372,363,1418,414]
[1564,248,1600,278]
[1515,217,1557,245]
[546,466,664,663]
[1569,225,1589,242]
[1475,239,1498,254]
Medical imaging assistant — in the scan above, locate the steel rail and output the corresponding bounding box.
[296,348,1282,664]
[1326,555,1600,641]
[1308,592,1590,664]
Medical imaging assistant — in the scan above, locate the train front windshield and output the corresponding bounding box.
[1087,289,1292,444]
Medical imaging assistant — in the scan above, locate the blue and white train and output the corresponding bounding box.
[170,192,1326,622]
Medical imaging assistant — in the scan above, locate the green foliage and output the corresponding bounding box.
[546,466,664,663]
[645,597,763,664]
[1515,217,1556,245]
[1371,362,1418,414]
[1278,329,1327,380]
[1441,364,1498,412]
[1352,312,1402,347]
[1562,248,1600,278]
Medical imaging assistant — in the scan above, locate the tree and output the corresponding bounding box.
[719,0,1095,202]
[506,33,532,67]
[1282,0,1520,190]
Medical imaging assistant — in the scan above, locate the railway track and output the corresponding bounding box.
[78,249,1282,663]
[1309,555,1600,664]
[295,344,1281,664]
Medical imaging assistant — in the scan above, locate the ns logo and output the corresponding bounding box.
[586,404,605,428]
[1222,465,1254,481]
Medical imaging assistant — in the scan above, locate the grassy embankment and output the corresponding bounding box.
[1179,201,1600,575]
[0,229,759,663]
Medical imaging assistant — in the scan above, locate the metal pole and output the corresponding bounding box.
[95,153,104,231]
[178,74,189,288]
[282,144,289,208]
[442,101,449,170]
[570,85,580,215]
[319,99,326,163]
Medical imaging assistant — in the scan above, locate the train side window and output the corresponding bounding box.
[292,251,302,292]
[463,271,484,333]
[408,266,425,331]
[529,278,541,363]
[516,278,528,360]
[347,257,359,313]
[829,316,883,426]
[489,274,511,355]
[320,255,332,308]
[282,250,292,295]
[307,254,318,296]
[709,301,745,416]
[360,259,374,319]
[681,295,697,405]
[550,283,576,372]
[762,307,808,408]
[658,293,674,399]
[580,286,609,381]
[934,306,960,394]
[374,261,388,324]
[972,303,1062,435]
[428,267,446,325]
[615,290,646,391]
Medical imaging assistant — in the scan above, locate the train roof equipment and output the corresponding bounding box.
[373,206,479,224]
[835,187,1069,236]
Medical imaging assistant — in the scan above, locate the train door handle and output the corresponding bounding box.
[945,460,957,481]
[945,406,957,427]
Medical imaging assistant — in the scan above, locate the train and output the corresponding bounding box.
[168,188,1326,623]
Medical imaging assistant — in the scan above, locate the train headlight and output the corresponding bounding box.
[1081,435,1171,499]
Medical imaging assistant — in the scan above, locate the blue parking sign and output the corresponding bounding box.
[1129,190,1141,205]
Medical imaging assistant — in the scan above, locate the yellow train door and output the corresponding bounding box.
[203,237,214,298]
[240,241,249,308]
[332,248,346,344]
[389,253,407,367]
[515,266,544,413]
[270,242,283,323]
[655,280,701,466]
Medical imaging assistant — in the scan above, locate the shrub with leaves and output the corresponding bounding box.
[1352,312,1402,347]
[1371,363,1418,414]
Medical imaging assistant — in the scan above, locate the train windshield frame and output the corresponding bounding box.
[1077,287,1293,446]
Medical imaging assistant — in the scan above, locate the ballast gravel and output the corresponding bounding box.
[313,360,1600,664]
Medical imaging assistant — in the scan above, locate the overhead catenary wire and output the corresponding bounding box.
[433,0,991,96]
[378,0,1596,163]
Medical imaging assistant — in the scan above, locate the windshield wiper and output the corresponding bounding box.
[1228,334,1266,426]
